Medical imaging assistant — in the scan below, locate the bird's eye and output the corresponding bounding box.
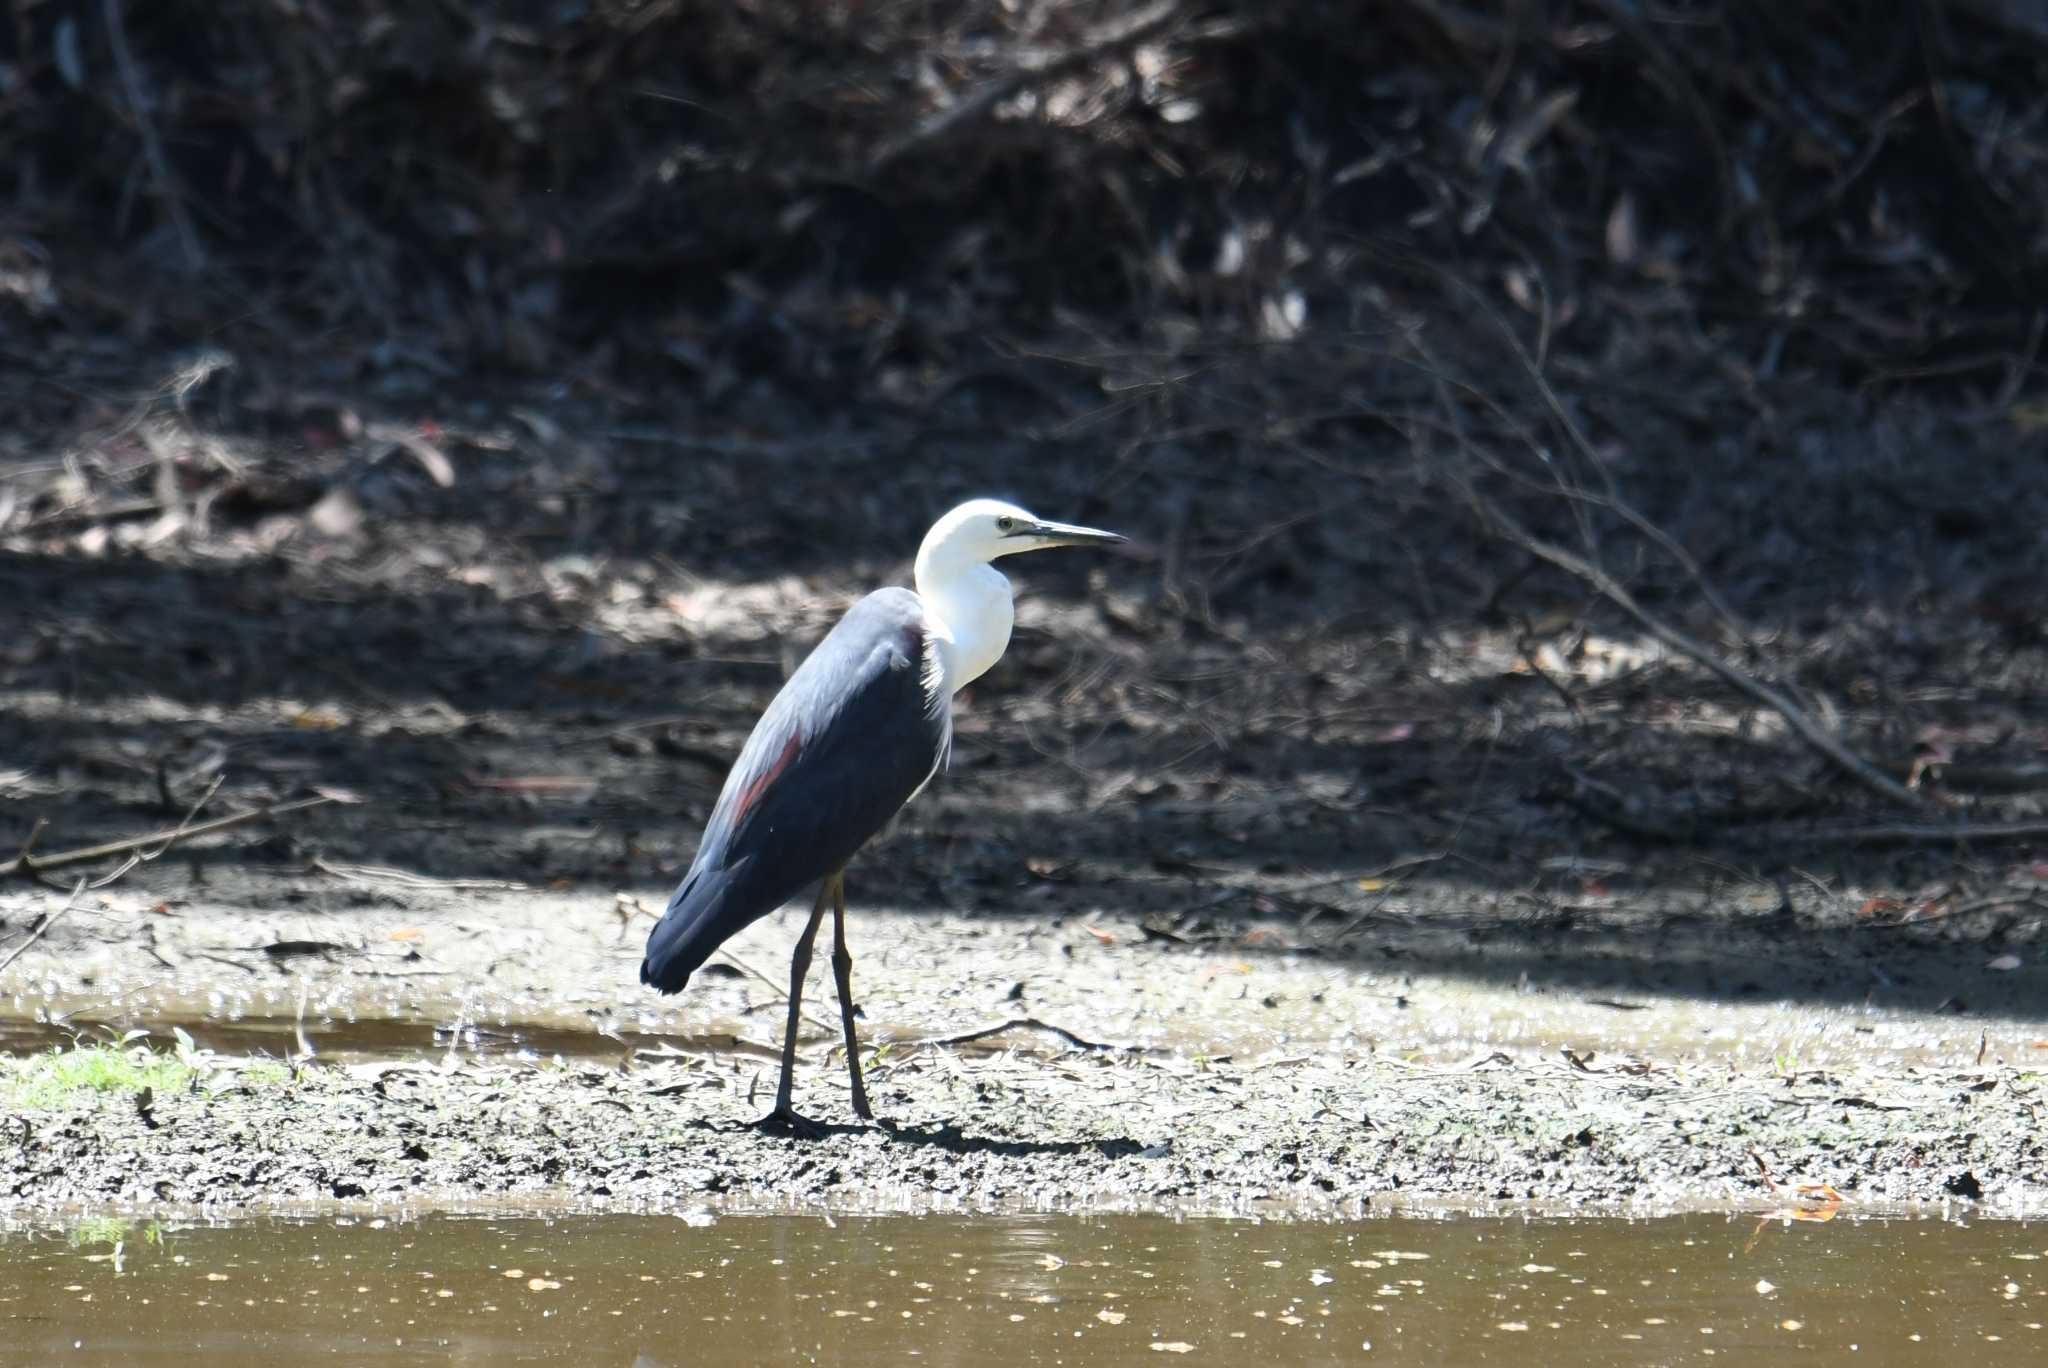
[996,516,1016,532]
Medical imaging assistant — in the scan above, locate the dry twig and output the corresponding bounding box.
[1,794,341,882]
[712,948,838,1038]
[900,1016,1120,1052]
[867,0,1186,172]
[1459,488,1925,810]
[0,878,89,976]
[311,858,529,892]
[1755,817,2048,846]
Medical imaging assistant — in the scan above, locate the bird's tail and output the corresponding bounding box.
[639,868,720,994]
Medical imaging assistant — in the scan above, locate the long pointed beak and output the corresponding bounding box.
[1024,518,1126,549]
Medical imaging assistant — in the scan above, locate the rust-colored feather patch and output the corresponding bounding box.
[731,729,803,824]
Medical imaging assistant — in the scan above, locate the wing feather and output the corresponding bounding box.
[640,588,950,992]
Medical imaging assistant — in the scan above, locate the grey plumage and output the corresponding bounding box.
[640,587,951,993]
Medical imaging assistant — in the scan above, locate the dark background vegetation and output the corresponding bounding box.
[4,0,2048,998]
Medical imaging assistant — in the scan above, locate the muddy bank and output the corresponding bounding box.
[5,1018,2040,1221]
[4,884,2044,1220]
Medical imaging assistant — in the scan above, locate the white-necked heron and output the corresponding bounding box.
[640,499,1125,1131]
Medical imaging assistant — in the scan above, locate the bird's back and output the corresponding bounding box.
[640,587,951,993]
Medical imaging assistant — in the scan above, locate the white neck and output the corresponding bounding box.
[914,547,1015,694]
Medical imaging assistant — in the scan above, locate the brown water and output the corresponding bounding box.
[0,1015,683,1065]
[1,1211,2042,1365]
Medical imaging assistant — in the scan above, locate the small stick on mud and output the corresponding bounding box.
[9,817,48,869]
[147,773,225,859]
[0,877,89,976]
[0,794,340,882]
[311,857,530,893]
[902,1017,1122,1053]
[714,949,838,1037]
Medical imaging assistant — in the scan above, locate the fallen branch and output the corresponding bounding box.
[1460,487,1925,810]
[1390,262,1919,809]
[1373,320,1757,649]
[311,857,529,892]
[1753,817,2048,846]
[8,818,47,870]
[0,878,88,976]
[900,1017,1120,1052]
[867,0,1187,173]
[1,794,341,882]
[711,948,838,1038]
[0,778,239,966]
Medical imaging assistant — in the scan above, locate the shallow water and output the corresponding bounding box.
[1,1211,2041,1365]
[6,975,2028,1076]
[0,1014,685,1066]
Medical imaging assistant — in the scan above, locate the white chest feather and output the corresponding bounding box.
[916,562,1014,698]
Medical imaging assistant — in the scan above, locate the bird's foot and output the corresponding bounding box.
[751,1104,830,1139]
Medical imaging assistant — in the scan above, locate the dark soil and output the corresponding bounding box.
[8,989,2042,1219]
[4,0,2048,1220]
[3,863,2045,1218]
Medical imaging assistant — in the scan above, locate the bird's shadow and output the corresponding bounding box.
[696,1112,1150,1156]
[702,1115,872,1142]
[877,1117,1151,1158]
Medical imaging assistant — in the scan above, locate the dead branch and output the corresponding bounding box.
[1,794,341,882]
[1753,817,2048,846]
[1460,486,1925,810]
[711,948,838,1038]
[0,877,88,976]
[311,858,529,892]
[1409,265,1755,647]
[9,818,47,869]
[867,0,1187,173]
[148,772,225,858]
[900,1016,1121,1052]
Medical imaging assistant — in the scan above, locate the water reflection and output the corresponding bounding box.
[0,1210,2041,1365]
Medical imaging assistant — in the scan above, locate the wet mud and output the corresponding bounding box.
[4,887,2043,1220]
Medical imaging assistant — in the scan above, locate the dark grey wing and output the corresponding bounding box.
[640,587,951,992]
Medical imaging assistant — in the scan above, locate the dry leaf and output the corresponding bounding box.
[1605,192,1638,265]
[369,422,456,487]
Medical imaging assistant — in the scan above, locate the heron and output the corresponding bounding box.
[640,498,1125,1132]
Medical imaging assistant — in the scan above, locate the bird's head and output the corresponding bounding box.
[917,498,1126,569]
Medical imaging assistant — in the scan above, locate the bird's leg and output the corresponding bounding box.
[827,872,875,1122]
[759,885,831,1137]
